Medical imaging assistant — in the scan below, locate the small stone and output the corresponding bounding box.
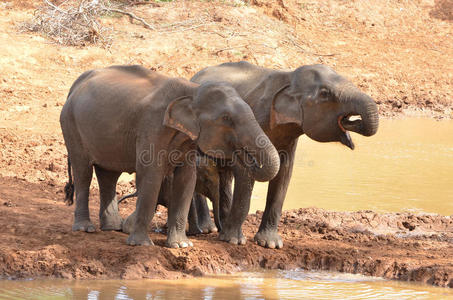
[47,162,55,172]
[191,267,204,277]
[392,100,402,109]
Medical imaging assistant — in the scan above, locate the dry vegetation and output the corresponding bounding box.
[20,0,159,47]
[22,0,114,47]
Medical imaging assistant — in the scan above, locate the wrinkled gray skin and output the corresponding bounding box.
[60,65,280,248]
[120,156,222,235]
[190,61,379,248]
[188,156,222,234]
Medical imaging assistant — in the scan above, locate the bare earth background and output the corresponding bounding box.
[0,0,452,287]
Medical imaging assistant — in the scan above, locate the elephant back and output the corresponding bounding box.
[191,61,272,99]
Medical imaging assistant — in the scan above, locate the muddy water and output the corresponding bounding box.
[1,271,452,299]
[251,118,453,215]
[118,118,453,215]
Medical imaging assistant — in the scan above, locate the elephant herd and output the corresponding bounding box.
[59,61,379,249]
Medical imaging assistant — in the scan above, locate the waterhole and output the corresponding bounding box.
[1,270,452,299]
[118,118,453,215]
[251,118,453,215]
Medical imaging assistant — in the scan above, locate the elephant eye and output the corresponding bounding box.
[319,89,330,98]
[222,114,231,121]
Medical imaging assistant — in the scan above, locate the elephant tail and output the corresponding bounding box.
[118,191,138,204]
[64,157,74,206]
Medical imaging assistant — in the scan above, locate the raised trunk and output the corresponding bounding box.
[341,91,379,137]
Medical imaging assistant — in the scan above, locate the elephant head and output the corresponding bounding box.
[164,82,280,182]
[269,64,379,149]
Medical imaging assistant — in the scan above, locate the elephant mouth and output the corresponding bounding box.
[340,114,363,132]
[338,114,362,150]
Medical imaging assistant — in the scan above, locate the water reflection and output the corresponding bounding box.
[1,270,452,300]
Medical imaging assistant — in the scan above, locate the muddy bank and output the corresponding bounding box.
[0,176,451,287]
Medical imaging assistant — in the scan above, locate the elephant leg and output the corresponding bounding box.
[194,194,217,233]
[94,166,122,231]
[212,189,221,232]
[157,175,172,208]
[166,163,196,248]
[218,168,233,230]
[126,168,163,246]
[70,155,94,232]
[254,139,297,249]
[187,195,203,235]
[122,210,136,234]
[219,166,254,245]
[123,174,170,234]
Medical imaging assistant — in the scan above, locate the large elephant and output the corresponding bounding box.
[190,61,379,248]
[59,65,280,248]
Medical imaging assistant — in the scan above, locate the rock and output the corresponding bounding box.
[392,100,402,109]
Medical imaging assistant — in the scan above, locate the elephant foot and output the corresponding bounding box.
[123,211,154,234]
[122,211,136,234]
[187,214,217,235]
[187,224,203,236]
[126,231,153,246]
[72,219,96,233]
[219,226,246,245]
[198,219,218,234]
[167,232,193,248]
[254,229,283,249]
[100,214,123,231]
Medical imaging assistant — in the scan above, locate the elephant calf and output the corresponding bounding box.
[118,154,222,235]
[60,65,280,248]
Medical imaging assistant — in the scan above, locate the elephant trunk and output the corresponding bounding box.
[244,125,280,182]
[340,88,379,137]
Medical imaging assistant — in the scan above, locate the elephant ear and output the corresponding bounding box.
[270,85,303,130]
[163,96,200,140]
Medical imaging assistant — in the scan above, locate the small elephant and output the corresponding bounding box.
[118,155,221,234]
[188,155,221,234]
[60,65,280,248]
[190,61,379,248]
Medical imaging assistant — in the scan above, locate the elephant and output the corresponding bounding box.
[118,155,221,235]
[189,61,379,248]
[59,65,280,248]
[188,155,222,234]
